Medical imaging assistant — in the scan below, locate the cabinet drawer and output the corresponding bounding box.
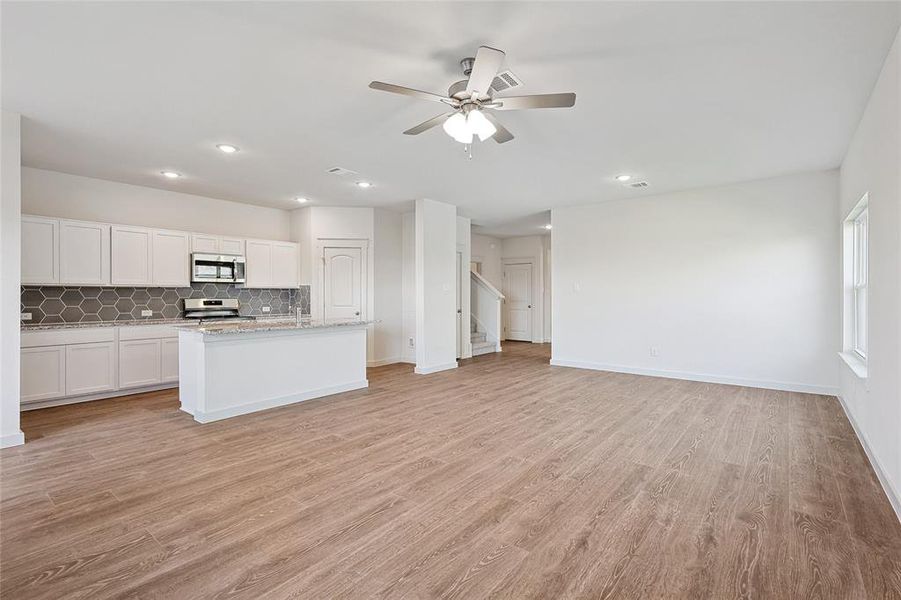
[118,324,179,341]
[21,327,115,348]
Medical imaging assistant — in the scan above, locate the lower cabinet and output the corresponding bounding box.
[66,342,116,396]
[161,338,179,383]
[21,346,66,402]
[119,339,162,389]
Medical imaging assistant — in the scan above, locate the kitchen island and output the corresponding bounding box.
[177,319,372,423]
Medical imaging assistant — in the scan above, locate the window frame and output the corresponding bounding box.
[846,195,869,364]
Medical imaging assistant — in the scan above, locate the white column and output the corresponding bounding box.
[1,111,24,447]
[414,199,457,374]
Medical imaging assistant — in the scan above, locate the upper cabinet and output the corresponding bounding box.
[59,220,110,285]
[152,230,190,287]
[111,226,153,286]
[191,234,245,256]
[245,239,299,288]
[22,216,60,284]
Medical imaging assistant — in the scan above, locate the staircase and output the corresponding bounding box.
[471,326,495,356]
[470,270,504,356]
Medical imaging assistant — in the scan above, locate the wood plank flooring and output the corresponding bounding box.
[2,342,900,599]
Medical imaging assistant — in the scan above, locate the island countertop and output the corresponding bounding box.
[175,318,375,336]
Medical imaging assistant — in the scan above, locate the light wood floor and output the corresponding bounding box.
[2,342,900,599]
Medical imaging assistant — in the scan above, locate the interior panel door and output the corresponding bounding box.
[323,247,362,322]
[503,263,532,341]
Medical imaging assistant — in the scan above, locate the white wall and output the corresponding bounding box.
[471,233,502,289]
[402,212,416,364]
[1,112,24,448]
[838,28,900,515]
[456,216,472,359]
[415,199,457,374]
[23,167,292,240]
[552,170,840,394]
[502,235,550,343]
[373,209,403,366]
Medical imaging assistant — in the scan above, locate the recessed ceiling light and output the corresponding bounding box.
[216,144,239,154]
[356,181,372,188]
[161,171,181,179]
[616,174,632,182]
[544,224,553,230]
[295,197,309,204]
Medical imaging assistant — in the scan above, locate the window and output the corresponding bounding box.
[851,204,868,360]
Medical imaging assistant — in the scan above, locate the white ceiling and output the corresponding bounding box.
[2,2,898,237]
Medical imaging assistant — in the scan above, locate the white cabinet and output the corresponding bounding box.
[66,342,116,396]
[191,234,245,256]
[220,237,245,255]
[21,216,60,284]
[152,229,190,287]
[161,338,179,383]
[245,240,273,288]
[191,234,220,254]
[111,225,153,286]
[119,339,162,389]
[21,346,66,403]
[245,239,299,288]
[59,220,110,285]
[271,242,300,288]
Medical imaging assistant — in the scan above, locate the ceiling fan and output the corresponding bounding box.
[369,46,576,146]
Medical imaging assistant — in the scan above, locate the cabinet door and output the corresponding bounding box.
[161,338,179,383]
[219,237,245,255]
[21,346,66,403]
[191,234,219,254]
[21,216,59,285]
[152,229,190,287]
[271,242,300,288]
[111,226,153,286]
[66,342,116,396]
[245,240,272,288]
[59,220,110,285]
[119,339,161,389]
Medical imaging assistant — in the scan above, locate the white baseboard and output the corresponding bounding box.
[0,431,25,449]
[548,358,839,395]
[20,383,179,412]
[191,379,369,423]
[367,357,402,367]
[836,394,901,523]
[414,362,458,375]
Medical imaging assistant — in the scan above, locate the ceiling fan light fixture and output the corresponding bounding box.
[443,112,472,144]
[468,109,496,141]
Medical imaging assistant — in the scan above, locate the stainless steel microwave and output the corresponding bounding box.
[191,253,246,284]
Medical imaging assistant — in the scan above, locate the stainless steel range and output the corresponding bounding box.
[183,298,255,322]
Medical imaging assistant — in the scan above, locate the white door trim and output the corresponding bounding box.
[502,256,542,343]
[315,238,372,359]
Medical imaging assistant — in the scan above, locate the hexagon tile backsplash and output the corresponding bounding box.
[21,283,311,325]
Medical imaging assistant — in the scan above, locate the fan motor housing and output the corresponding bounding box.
[447,79,470,100]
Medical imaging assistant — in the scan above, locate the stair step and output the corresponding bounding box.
[471,332,487,343]
[471,341,497,356]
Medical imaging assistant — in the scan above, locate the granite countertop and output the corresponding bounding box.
[177,319,375,335]
[21,315,300,331]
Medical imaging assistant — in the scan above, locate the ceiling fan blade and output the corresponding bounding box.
[403,113,453,135]
[465,46,505,98]
[369,81,457,105]
[483,112,514,144]
[490,93,576,110]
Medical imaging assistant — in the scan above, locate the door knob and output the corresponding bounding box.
[457,309,462,314]
[354,311,360,316]
[528,305,532,308]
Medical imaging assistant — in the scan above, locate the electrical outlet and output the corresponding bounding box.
[408,337,415,348]
[649,346,659,357]
[21,312,32,321]
[262,306,271,313]
[141,310,153,317]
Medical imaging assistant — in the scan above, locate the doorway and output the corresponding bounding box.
[320,241,367,323]
[503,262,533,341]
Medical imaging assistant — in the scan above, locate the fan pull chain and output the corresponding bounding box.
[464,144,473,160]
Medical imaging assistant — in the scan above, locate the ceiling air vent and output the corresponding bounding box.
[326,166,358,177]
[627,181,650,189]
[489,70,524,95]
